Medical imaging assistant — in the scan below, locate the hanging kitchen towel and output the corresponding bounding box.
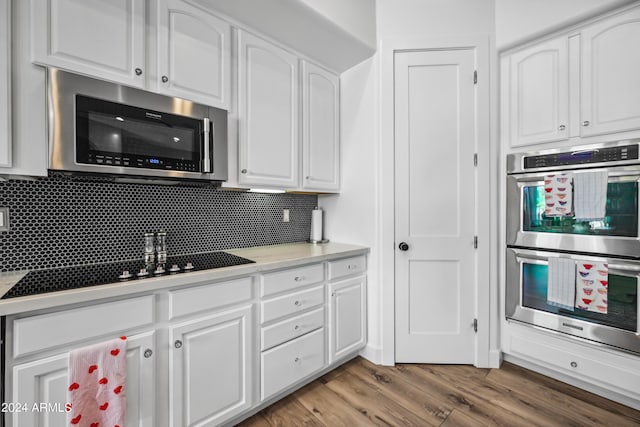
[544,173,573,216]
[67,336,127,427]
[573,171,608,221]
[575,261,608,314]
[547,257,576,311]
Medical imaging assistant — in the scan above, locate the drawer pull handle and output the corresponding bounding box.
[144,349,153,358]
[174,340,183,349]
[294,276,304,282]
[294,325,300,331]
[570,361,578,368]
[348,264,357,270]
[294,300,301,306]
[294,357,301,364]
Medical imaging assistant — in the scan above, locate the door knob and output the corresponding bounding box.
[398,242,409,251]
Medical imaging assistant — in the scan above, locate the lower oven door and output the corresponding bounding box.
[506,247,640,354]
[506,169,640,258]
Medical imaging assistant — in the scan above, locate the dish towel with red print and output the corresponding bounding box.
[67,336,126,427]
[544,173,573,216]
[573,171,608,221]
[575,261,608,314]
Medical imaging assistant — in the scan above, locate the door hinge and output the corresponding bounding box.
[474,236,478,249]
[473,153,477,166]
[473,70,477,84]
[473,318,478,333]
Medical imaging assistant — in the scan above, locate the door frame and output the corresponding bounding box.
[378,35,494,367]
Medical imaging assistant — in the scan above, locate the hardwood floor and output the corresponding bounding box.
[238,357,640,426]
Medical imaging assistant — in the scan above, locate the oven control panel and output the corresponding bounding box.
[523,145,639,169]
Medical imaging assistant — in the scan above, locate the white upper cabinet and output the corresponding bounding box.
[301,60,340,192]
[509,37,569,147]
[238,30,299,189]
[580,7,640,137]
[0,0,10,168]
[155,0,230,109]
[31,0,146,88]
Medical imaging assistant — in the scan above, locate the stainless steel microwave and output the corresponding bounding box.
[47,68,228,182]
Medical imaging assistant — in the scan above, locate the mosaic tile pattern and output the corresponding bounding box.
[0,175,317,272]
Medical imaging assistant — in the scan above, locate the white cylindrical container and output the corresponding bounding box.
[310,207,323,242]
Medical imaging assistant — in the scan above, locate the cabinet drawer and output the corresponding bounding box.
[261,263,324,297]
[169,277,253,319]
[328,256,366,280]
[261,285,324,324]
[12,295,154,358]
[261,307,324,351]
[509,334,640,397]
[261,327,325,400]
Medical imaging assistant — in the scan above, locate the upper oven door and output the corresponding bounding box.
[506,168,640,258]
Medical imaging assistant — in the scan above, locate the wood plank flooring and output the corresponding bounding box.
[238,357,640,426]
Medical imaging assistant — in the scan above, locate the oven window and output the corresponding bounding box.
[522,263,638,332]
[522,182,638,237]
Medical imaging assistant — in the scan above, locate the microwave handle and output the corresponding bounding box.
[202,118,211,173]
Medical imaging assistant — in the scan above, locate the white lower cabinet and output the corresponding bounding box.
[10,331,156,427]
[328,276,367,363]
[169,304,254,427]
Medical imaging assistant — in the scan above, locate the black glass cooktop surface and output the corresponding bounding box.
[2,252,255,299]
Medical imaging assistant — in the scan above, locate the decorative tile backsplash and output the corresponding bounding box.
[0,175,317,272]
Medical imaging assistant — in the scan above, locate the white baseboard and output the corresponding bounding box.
[359,343,383,365]
[488,349,502,368]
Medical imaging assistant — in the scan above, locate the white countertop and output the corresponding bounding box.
[0,242,369,316]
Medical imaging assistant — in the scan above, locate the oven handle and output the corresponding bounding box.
[510,169,640,182]
[202,118,211,173]
[514,253,640,273]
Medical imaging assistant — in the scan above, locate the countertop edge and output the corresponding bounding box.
[0,242,369,317]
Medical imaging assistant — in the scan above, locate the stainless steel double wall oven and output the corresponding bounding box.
[506,140,640,354]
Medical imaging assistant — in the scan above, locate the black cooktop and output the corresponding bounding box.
[2,252,255,299]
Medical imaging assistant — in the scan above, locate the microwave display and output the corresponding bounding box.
[76,95,204,172]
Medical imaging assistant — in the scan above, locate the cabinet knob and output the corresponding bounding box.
[174,340,183,349]
[144,349,153,358]
[294,357,301,364]
[305,176,310,180]
[558,124,566,131]
[294,276,304,282]
[570,361,578,368]
[241,169,247,174]
[582,120,590,127]
[135,68,143,76]
[294,325,300,331]
[294,300,301,306]
[162,75,169,83]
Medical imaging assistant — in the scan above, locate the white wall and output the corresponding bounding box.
[322,0,497,365]
[300,0,376,47]
[495,0,636,50]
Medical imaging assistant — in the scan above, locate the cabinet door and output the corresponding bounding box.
[509,37,569,147]
[0,0,10,167]
[156,0,230,108]
[238,30,299,188]
[581,7,640,136]
[301,61,340,192]
[11,332,156,427]
[328,276,366,363]
[30,0,145,88]
[169,305,253,427]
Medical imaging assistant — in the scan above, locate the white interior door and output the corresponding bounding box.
[394,49,477,364]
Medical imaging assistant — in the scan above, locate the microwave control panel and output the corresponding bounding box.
[523,145,639,169]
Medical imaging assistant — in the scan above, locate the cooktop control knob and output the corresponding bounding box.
[169,264,181,273]
[154,265,165,275]
[118,270,133,280]
[137,268,149,277]
[184,262,194,271]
